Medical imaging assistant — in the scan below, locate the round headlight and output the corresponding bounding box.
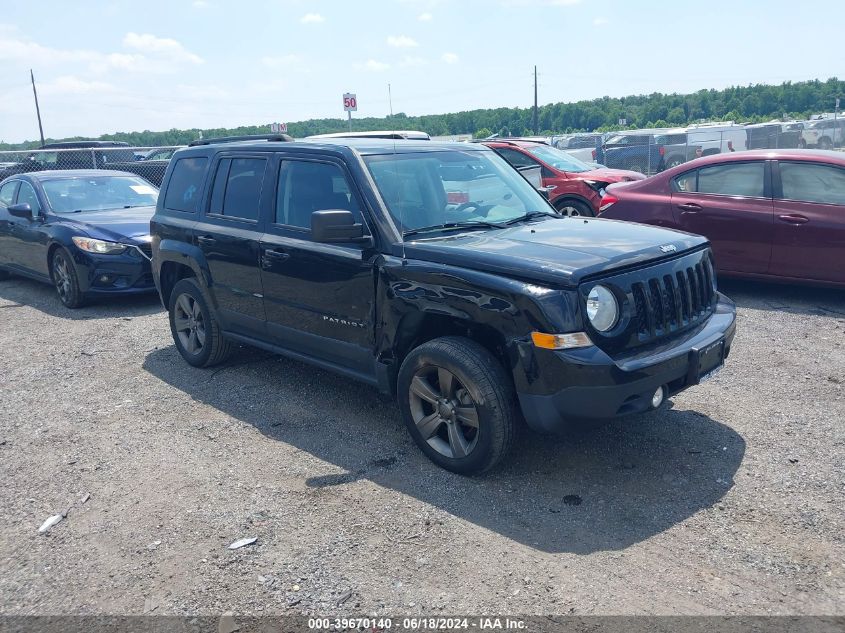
[586,285,619,332]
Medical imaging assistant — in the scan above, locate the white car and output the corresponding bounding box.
[800,118,845,150]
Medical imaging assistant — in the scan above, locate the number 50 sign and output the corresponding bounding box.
[343,93,358,112]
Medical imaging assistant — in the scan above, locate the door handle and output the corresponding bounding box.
[263,249,290,261]
[196,235,216,245]
[778,214,809,225]
[677,202,702,213]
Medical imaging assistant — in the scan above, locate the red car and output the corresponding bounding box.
[599,150,845,287]
[484,140,645,216]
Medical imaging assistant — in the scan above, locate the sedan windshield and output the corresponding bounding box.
[363,149,555,236]
[525,145,593,173]
[41,176,158,213]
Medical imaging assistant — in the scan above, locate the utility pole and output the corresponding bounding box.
[388,83,393,118]
[30,69,45,147]
[532,65,539,135]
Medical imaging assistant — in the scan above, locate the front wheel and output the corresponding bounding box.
[168,277,233,367]
[397,336,517,475]
[51,248,85,308]
[556,199,594,217]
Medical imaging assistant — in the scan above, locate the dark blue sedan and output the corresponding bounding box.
[0,170,158,308]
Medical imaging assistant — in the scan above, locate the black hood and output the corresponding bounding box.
[401,216,707,287]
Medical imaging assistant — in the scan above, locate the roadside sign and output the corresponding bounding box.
[618,118,626,126]
[269,122,288,134]
[343,93,358,112]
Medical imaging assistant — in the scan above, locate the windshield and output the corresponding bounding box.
[364,149,554,236]
[525,145,592,173]
[42,176,159,213]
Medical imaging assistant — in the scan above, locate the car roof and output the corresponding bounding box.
[22,169,147,181]
[482,140,544,149]
[40,141,130,148]
[663,149,845,173]
[174,138,488,157]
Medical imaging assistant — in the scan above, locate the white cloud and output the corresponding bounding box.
[123,32,203,64]
[40,76,116,96]
[300,13,325,24]
[387,35,419,48]
[593,16,609,26]
[441,52,459,64]
[399,56,427,68]
[356,59,390,72]
[261,54,303,68]
[192,0,209,8]
[417,12,433,21]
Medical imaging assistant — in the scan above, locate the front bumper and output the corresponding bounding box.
[515,294,736,433]
[69,246,156,295]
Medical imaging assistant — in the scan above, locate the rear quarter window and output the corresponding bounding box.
[164,157,208,213]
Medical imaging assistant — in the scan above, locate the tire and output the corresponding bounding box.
[665,155,686,169]
[629,161,648,176]
[168,277,233,368]
[555,199,594,217]
[51,248,85,308]
[797,138,807,149]
[819,137,833,151]
[397,336,517,475]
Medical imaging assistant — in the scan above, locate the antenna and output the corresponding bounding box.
[533,65,539,136]
[30,69,45,147]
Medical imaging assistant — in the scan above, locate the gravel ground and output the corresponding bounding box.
[0,275,843,617]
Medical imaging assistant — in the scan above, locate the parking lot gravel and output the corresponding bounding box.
[0,276,843,616]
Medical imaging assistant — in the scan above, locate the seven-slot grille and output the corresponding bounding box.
[630,256,715,341]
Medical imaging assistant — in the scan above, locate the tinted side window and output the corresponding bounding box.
[697,162,765,197]
[672,170,698,193]
[16,182,41,214]
[275,160,362,229]
[780,162,845,206]
[495,148,537,168]
[208,157,266,221]
[0,181,18,207]
[164,157,208,213]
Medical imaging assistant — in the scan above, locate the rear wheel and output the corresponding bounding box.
[51,248,85,308]
[819,137,833,150]
[397,336,517,475]
[555,199,594,217]
[168,277,233,367]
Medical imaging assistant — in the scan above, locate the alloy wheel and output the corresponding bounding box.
[173,293,207,355]
[408,366,480,459]
[53,255,72,303]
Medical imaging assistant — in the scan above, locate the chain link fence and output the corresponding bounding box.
[0,146,182,188]
[552,118,845,175]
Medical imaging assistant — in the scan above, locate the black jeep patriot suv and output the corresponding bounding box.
[151,135,736,474]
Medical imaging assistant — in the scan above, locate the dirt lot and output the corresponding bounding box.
[0,276,843,617]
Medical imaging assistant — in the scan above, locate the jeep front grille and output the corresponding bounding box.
[584,248,717,353]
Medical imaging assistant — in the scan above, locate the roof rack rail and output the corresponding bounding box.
[188,134,293,147]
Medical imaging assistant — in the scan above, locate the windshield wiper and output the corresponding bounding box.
[502,210,557,226]
[403,220,505,238]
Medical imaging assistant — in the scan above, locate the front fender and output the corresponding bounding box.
[375,257,581,372]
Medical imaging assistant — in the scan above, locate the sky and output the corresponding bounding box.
[0,0,843,143]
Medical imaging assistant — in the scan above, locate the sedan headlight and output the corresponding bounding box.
[71,237,127,255]
[586,285,619,332]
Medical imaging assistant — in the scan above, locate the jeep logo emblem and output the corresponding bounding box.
[659,244,677,253]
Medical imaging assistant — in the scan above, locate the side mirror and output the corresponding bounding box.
[8,203,33,219]
[537,186,556,200]
[311,210,366,243]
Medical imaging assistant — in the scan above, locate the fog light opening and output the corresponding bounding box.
[651,386,666,409]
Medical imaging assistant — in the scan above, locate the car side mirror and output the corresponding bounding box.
[311,210,367,243]
[8,203,33,219]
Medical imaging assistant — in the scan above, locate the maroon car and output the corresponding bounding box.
[598,150,845,287]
